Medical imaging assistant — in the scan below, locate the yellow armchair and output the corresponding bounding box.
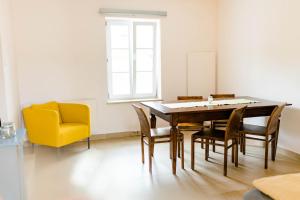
[23,101,91,148]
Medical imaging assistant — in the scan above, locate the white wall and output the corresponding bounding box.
[0,41,7,120]
[0,0,20,125]
[12,0,217,134]
[217,0,300,153]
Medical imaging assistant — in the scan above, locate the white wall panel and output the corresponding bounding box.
[187,51,216,97]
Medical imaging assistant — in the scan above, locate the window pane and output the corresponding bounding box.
[112,73,130,96]
[136,72,153,94]
[111,49,130,72]
[136,25,154,48]
[110,24,129,48]
[136,49,154,71]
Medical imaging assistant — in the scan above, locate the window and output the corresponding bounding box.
[106,17,161,101]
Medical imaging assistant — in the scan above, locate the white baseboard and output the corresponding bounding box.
[278,147,300,161]
[90,131,140,140]
[23,131,140,147]
[22,131,300,161]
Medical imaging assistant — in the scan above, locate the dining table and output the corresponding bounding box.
[141,96,290,175]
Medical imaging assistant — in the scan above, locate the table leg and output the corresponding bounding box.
[170,125,178,175]
[150,114,157,128]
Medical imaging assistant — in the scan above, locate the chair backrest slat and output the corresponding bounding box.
[225,106,246,140]
[177,96,203,100]
[211,94,235,99]
[266,104,286,135]
[132,104,151,137]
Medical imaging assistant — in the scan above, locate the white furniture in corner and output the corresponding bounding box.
[0,129,26,200]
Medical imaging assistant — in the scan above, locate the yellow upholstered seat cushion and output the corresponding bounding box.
[59,123,89,146]
[32,101,62,123]
[253,173,300,200]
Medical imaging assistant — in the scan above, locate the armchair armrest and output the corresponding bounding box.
[22,108,60,145]
[58,103,90,126]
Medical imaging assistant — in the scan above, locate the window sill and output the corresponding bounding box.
[107,98,162,104]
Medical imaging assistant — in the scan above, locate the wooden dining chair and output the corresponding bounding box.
[177,96,204,101]
[177,96,206,151]
[240,104,286,169]
[132,104,185,173]
[210,94,236,129]
[191,106,246,176]
[209,94,236,152]
[210,94,235,99]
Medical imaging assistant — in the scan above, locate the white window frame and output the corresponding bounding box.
[106,17,160,101]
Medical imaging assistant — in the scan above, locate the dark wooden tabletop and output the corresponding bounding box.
[141,96,291,115]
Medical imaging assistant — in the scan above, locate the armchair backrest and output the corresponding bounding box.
[31,101,62,123]
[58,103,90,126]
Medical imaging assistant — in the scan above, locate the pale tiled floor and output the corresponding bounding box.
[24,133,300,200]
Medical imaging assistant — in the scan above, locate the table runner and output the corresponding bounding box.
[163,98,259,109]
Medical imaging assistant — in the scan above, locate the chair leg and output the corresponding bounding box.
[201,139,204,149]
[149,140,153,173]
[273,119,281,160]
[212,140,216,152]
[231,141,234,163]
[87,137,90,149]
[141,136,145,164]
[191,137,195,170]
[181,137,184,169]
[205,139,209,161]
[273,124,280,161]
[271,133,276,161]
[178,138,181,158]
[235,139,238,167]
[243,135,246,155]
[265,136,269,169]
[240,133,244,153]
[224,143,228,176]
[169,142,172,159]
[151,140,155,157]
